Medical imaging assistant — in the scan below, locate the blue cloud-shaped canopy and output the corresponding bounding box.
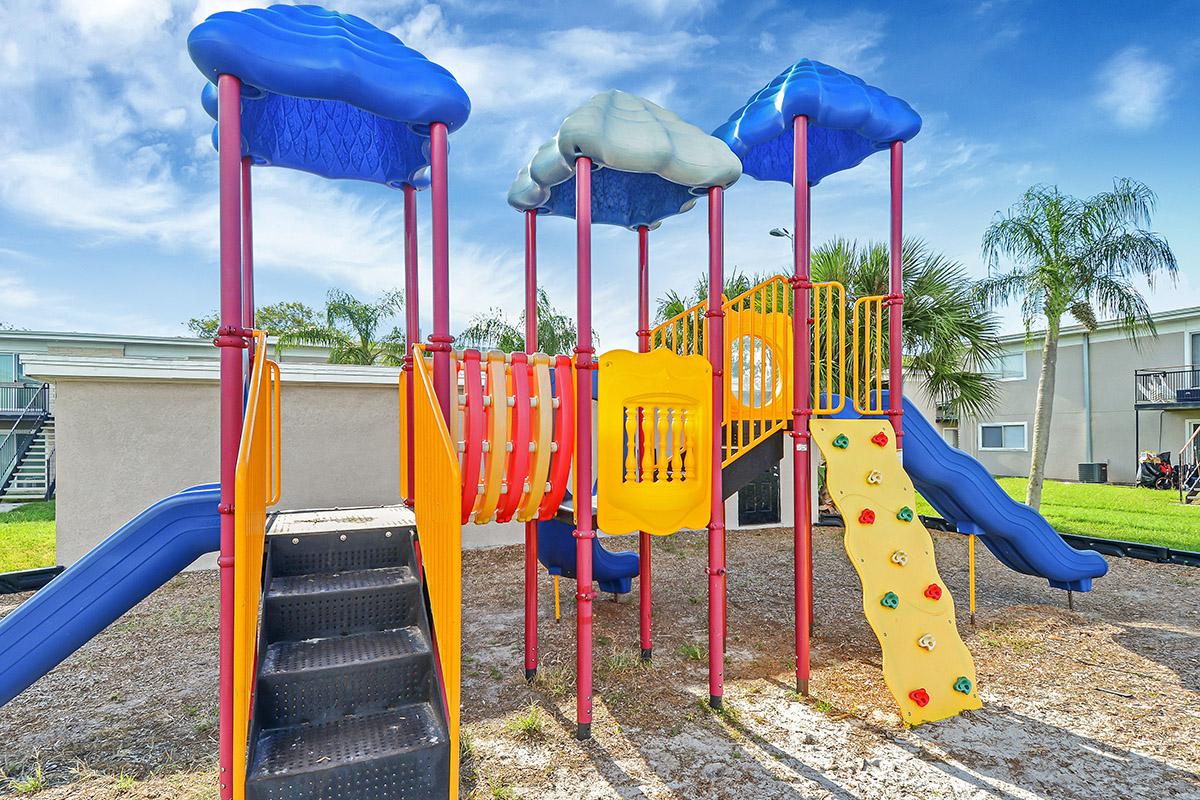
[508,91,742,231]
[188,4,470,189]
[714,60,921,187]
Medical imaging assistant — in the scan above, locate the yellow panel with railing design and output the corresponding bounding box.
[810,281,847,416]
[233,332,281,800]
[410,345,463,800]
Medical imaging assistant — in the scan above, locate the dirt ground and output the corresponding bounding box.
[1,525,1198,799]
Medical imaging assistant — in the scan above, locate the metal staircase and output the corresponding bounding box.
[2,417,54,501]
[245,522,451,800]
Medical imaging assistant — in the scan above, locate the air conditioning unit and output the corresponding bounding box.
[1078,462,1108,483]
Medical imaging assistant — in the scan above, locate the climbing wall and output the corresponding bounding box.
[812,418,981,725]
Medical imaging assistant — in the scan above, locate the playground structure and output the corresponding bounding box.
[0,5,1113,800]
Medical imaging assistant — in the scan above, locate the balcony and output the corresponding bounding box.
[934,402,959,425]
[1134,366,1200,409]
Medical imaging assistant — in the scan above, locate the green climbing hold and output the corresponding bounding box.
[832,434,850,449]
[897,506,914,522]
[953,676,973,694]
[880,592,900,609]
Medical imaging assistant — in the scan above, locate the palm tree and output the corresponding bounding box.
[654,270,762,324]
[812,237,1004,421]
[979,179,1177,509]
[457,287,582,354]
[281,289,407,365]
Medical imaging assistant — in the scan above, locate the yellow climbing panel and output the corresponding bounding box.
[812,418,981,725]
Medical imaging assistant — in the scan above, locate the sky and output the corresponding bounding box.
[0,0,1197,350]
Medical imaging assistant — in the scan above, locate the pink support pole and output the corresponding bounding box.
[429,122,453,421]
[636,224,652,661]
[403,183,419,507]
[523,209,539,682]
[888,141,905,446]
[215,73,245,800]
[574,157,596,740]
[241,158,254,333]
[791,115,813,697]
[707,186,726,709]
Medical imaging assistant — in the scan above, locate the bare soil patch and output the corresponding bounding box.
[2,526,1198,799]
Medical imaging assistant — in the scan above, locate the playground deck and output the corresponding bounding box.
[1,525,1197,799]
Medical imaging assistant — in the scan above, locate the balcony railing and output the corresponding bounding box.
[1135,365,1200,407]
[0,384,48,415]
[935,402,959,424]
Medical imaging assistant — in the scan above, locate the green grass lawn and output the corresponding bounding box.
[916,478,1200,551]
[0,500,56,572]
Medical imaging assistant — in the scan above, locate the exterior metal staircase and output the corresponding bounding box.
[246,523,451,800]
[2,418,54,501]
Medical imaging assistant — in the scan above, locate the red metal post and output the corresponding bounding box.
[706,186,726,709]
[791,115,813,697]
[403,183,419,507]
[429,122,453,421]
[216,73,245,800]
[240,157,254,333]
[636,224,652,661]
[523,209,540,682]
[574,157,596,739]
[888,141,905,446]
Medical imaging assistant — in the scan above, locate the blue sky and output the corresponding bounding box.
[0,0,1196,349]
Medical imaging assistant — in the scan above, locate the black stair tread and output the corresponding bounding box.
[250,703,445,780]
[267,566,415,599]
[261,627,428,675]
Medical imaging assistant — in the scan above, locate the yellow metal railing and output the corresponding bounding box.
[810,281,846,416]
[722,276,793,465]
[233,331,281,799]
[410,345,462,799]
[650,298,706,356]
[852,296,888,415]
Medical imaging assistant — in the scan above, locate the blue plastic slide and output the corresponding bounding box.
[0,484,221,706]
[538,490,639,595]
[837,394,1107,592]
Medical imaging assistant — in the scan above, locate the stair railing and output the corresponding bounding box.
[409,343,462,799]
[0,384,50,493]
[232,331,282,798]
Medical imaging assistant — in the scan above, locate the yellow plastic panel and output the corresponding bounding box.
[812,418,981,725]
[411,346,462,799]
[233,332,281,799]
[598,349,711,536]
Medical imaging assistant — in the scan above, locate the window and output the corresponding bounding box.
[941,427,960,449]
[982,351,1025,381]
[0,354,15,383]
[979,422,1026,451]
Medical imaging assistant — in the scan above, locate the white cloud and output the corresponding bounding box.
[1094,46,1174,130]
[791,10,887,77]
[615,0,713,18]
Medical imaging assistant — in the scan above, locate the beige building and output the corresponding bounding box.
[912,306,1200,485]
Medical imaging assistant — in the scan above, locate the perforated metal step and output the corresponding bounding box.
[270,528,412,577]
[246,703,449,800]
[257,627,434,727]
[265,566,420,642]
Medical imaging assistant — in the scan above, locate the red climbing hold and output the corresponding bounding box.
[871,431,889,447]
[924,583,943,600]
[858,508,876,525]
[909,688,930,708]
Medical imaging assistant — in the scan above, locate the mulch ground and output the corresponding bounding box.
[1,525,1197,799]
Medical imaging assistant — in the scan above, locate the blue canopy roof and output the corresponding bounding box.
[188,4,470,189]
[714,60,921,187]
[507,91,742,231]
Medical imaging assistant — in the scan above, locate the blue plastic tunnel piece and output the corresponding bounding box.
[0,485,221,706]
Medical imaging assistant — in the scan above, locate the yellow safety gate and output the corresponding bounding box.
[233,332,281,800]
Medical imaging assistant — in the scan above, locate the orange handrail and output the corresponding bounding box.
[852,296,888,415]
[810,281,846,415]
[233,331,281,800]
[410,344,462,799]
